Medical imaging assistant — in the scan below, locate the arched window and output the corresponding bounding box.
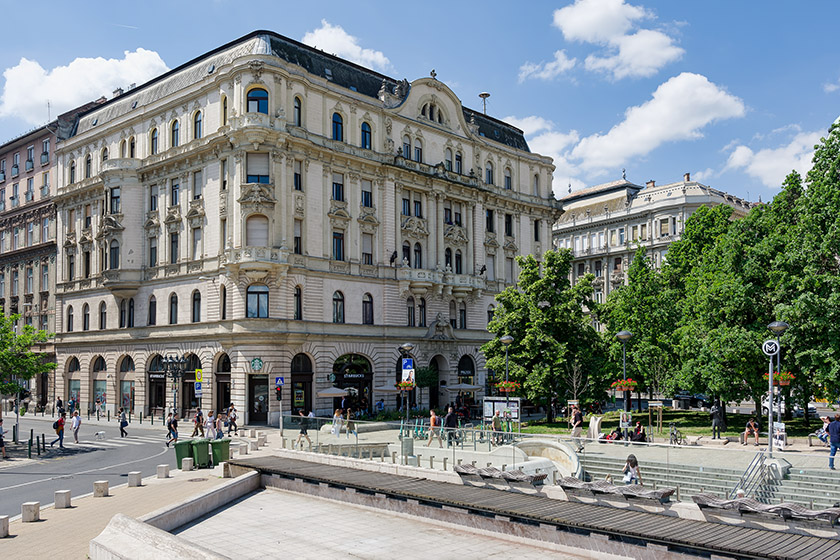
[245,214,269,246]
[455,151,463,174]
[418,298,427,327]
[221,95,228,126]
[455,250,463,274]
[119,140,126,158]
[402,241,411,267]
[85,154,92,179]
[109,240,120,269]
[406,296,415,327]
[294,286,302,320]
[247,88,268,114]
[150,128,158,154]
[68,357,80,374]
[129,137,135,158]
[170,120,180,147]
[128,298,134,327]
[362,293,373,325]
[293,97,302,126]
[169,293,178,324]
[487,304,495,325]
[445,148,453,171]
[67,305,74,332]
[99,301,107,329]
[458,301,467,329]
[193,111,202,140]
[402,135,411,158]
[445,248,452,270]
[220,285,227,320]
[101,147,108,162]
[332,113,343,141]
[504,167,512,190]
[413,243,422,269]
[69,161,76,184]
[93,356,106,373]
[148,296,157,326]
[360,122,371,150]
[82,304,90,331]
[413,139,423,162]
[247,284,269,318]
[192,290,201,322]
[485,161,494,185]
[332,291,345,323]
[120,299,127,328]
[533,174,540,196]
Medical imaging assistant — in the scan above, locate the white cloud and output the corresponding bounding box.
[0,49,168,126]
[692,167,716,183]
[724,130,821,188]
[544,0,683,81]
[302,20,390,71]
[584,29,683,80]
[502,115,556,136]
[824,78,840,93]
[571,73,745,172]
[518,50,576,83]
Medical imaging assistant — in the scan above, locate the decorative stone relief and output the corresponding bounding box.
[443,224,468,246]
[484,232,499,248]
[186,200,205,228]
[164,206,183,233]
[294,193,305,217]
[401,216,429,239]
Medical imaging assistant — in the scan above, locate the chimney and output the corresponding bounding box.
[684,172,691,182]
[646,180,655,188]
[112,88,124,98]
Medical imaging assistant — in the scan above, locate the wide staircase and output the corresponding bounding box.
[776,469,840,509]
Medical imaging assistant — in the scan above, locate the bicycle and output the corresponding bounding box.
[669,422,685,446]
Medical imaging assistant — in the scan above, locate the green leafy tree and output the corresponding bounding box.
[0,314,56,418]
[414,366,438,410]
[482,249,607,421]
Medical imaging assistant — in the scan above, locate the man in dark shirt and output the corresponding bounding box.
[444,406,458,447]
[828,414,840,470]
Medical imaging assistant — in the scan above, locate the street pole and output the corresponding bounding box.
[768,354,774,455]
[622,339,628,440]
[504,345,510,412]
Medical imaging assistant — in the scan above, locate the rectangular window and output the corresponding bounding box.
[362,233,373,265]
[13,227,19,250]
[42,218,49,242]
[454,203,462,226]
[12,183,18,207]
[149,237,157,266]
[609,230,617,246]
[614,257,622,271]
[293,160,302,191]
[26,223,33,246]
[331,173,344,201]
[192,228,201,260]
[455,153,462,174]
[246,152,270,183]
[0,272,4,294]
[534,219,541,242]
[67,254,74,280]
[150,186,158,211]
[598,232,605,249]
[170,232,179,264]
[0,188,4,211]
[293,220,302,255]
[574,236,581,253]
[42,139,50,162]
[110,187,121,213]
[485,209,494,232]
[595,260,603,277]
[640,224,647,240]
[84,204,91,229]
[631,225,638,241]
[171,181,179,205]
[618,227,625,244]
[504,214,513,237]
[577,263,585,277]
[486,255,495,281]
[221,159,227,191]
[414,200,422,218]
[83,251,90,278]
[505,257,514,283]
[220,219,227,250]
[42,265,48,290]
[402,198,410,216]
[361,180,372,207]
[41,172,49,196]
[26,178,33,201]
[672,217,678,235]
[192,170,203,199]
[11,270,18,296]
[659,219,669,237]
[332,231,344,261]
[0,231,4,253]
[26,267,33,293]
[444,207,452,224]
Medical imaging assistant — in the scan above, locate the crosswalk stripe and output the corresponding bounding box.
[78,441,127,448]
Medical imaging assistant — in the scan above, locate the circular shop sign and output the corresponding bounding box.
[251,357,264,371]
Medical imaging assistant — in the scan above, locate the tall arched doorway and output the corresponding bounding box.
[334,354,373,414]
[427,357,444,409]
[291,354,313,414]
[118,356,136,412]
[181,354,202,419]
[147,355,166,417]
[66,357,81,411]
[215,354,231,413]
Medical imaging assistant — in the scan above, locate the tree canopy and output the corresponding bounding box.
[0,314,56,407]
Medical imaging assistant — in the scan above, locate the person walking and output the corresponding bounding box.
[0,418,7,460]
[227,404,238,436]
[205,410,216,440]
[427,410,443,448]
[490,409,503,446]
[331,408,343,436]
[56,397,64,415]
[444,406,458,447]
[571,405,584,452]
[828,414,840,470]
[50,412,67,448]
[622,454,643,485]
[296,410,312,448]
[118,407,128,437]
[71,411,82,443]
[345,409,358,439]
[166,414,179,447]
[215,413,225,439]
[192,408,205,437]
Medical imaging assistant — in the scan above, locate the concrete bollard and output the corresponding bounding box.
[257,434,267,447]
[429,456,435,469]
[157,464,170,479]
[380,448,386,462]
[552,471,558,484]
[128,472,142,487]
[94,480,109,497]
[21,502,40,522]
[181,457,195,471]
[239,442,249,455]
[0,514,8,538]
[457,459,462,465]
[502,464,507,471]
[248,429,257,438]
[249,440,259,452]
[443,457,448,471]
[280,437,286,449]
[391,451,397,464]
[54,490,72,509]
[221,462,231,478]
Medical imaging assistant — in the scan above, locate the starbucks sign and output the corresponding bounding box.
[250,357,264,371]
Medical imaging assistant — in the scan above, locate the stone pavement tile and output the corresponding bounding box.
[3,466,231,558]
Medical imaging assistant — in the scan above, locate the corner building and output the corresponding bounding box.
[53,30,559,423]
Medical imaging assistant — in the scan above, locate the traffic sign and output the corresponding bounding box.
[275,376,285,387]
[762,340,779,357]
[195,369,203,382]
[195,381,202,391]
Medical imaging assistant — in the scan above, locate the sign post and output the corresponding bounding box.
[274,376,284,432]
[762,339,780,454]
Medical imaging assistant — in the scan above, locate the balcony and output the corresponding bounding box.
[102,269,142,298]
[397,266,486,299]
[40,152,49,165]
[221,246,290,281]
[25,159,34,172]
[11,164,19,177]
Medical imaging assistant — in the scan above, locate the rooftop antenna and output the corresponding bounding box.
[479,92,490,115]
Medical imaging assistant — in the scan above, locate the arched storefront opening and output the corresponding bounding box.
[181,354,202,419]
[334,354,373,414]
[147,354,166,417]
[91,356,108,414]
[455,355,477,414]
[66,357,81,410]
[291,354,313,414]
[426,357,443,409]
[215,354,231,413]
[118,356,136,412]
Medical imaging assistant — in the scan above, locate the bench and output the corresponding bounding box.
[559,476,673,503]
[453,463,484,486]
[692,493,840,525]
[808,432,829,447]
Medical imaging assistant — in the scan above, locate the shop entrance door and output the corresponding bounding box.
[249,375,268,423]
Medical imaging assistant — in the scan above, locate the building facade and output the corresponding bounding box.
[52,31,559,423]
[553,174,752,311]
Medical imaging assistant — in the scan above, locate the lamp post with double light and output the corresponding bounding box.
[162,355,187,418]
[500,335,514,412]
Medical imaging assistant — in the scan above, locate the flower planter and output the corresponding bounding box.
[498,387,516,393]
[779,380,790,386]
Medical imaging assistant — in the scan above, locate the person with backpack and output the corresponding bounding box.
[227,404,238,436]
[50,412,67,448]
[426,409,443,448]
[118,407,128,438]
[192,408,205,437]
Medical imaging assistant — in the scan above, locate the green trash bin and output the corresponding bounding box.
[173,439,192,470]
[191,438,212,468]
[210,438,231,465]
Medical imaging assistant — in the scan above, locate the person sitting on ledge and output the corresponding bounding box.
[630,422,647,443]
[743,417,760,446]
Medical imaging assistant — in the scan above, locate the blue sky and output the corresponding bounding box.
[1,0,837,202]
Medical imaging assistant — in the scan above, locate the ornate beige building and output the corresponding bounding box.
[553,173,752,315]
[52,31,559,423]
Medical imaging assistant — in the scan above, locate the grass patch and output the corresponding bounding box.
[522,409,822,438]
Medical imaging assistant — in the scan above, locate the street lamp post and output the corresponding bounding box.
[162,355,187,418]
[767,321,789,454]
[500,335,514,414]
[616,330,633,440]
[399,343,415,426]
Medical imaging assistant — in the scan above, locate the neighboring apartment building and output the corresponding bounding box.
[53,30,559,423]
[553,173,752,312]
[0,105,100,409]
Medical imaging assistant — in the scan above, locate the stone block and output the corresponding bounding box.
[248,428,257,438]
[257,434,267,447]
[0,515,8,538]
[181,457,195,471]
[221,462,231,478]
[157,464,170,479]
[128,471,142,487]
[54,490,72,509]
[239,442,249,455]
[249,440,259,452]
[94,480,109,497]
[21,502,40,522]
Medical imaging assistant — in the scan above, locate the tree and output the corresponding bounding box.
[415,366,438,410]
[482,249,607,421]
[0,314,56,419]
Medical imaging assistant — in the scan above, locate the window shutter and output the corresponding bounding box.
[247,153,269,176]
[246,215,269,246]
[362,233,372,254]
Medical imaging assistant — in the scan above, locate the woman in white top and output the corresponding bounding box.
[331,409,343,436]
[623,454,643,485]
[71,411,82,443]
[205,411,216,439]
